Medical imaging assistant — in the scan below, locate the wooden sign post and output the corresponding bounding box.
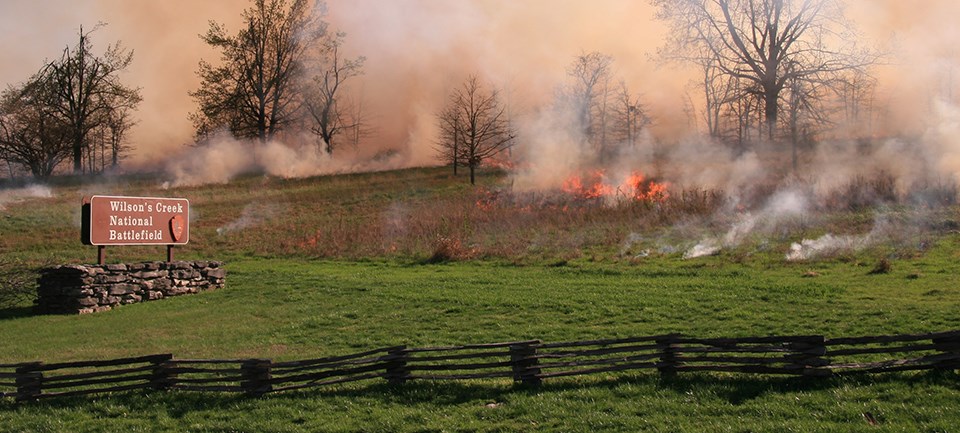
[81,195,190,264]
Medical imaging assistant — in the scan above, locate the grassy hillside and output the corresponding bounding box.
[3,166,952,267]
[1,167,959,432]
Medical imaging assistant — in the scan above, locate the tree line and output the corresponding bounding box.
[0,0,366,179]
[189,0,367,155]
[0,25,141,179]
[439,0,883,182]
[653,0,881,171]
[2,0,882,182]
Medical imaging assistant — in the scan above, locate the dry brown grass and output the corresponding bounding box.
[2,166,958,266]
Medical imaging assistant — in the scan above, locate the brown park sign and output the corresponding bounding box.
[82,195,190,246]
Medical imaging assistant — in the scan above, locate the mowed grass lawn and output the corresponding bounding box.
[2,251,960,432]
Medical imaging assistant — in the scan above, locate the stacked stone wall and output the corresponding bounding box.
[36,261,225,314]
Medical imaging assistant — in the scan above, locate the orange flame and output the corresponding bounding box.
[562,170,669,203]
[561,170,614,199]
[623,172,670,201]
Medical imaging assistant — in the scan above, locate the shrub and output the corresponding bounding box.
[0,258,36,308]
[425,235,473,264]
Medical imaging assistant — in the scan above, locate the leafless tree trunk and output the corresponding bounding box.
[653,0,880,146]
[46,25,140,174]
[611,81,652,149]
[191,0,325,143]
[304,31,365,154]
[0,69,73,179]
[565,52,613,149]
[436,76,517,185]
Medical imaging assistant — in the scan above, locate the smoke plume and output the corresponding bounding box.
[0,0,959,200]
[217,201,281,236]
[0,185,53,211]
[683,189,809,259]
[162,133,407,188]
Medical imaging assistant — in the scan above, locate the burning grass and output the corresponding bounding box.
[560,169,670,203]
[1,165,957,269]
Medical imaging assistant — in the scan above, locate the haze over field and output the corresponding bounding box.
[1,0,958,170]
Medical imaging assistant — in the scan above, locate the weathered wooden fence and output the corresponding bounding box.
[2,330,958,402]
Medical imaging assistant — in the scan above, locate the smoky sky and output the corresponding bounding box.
[0,0,958,168]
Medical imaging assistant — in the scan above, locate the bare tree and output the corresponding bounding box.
[436,76,517,185]
[0,258,37,309]
[779,60,835,170]
[836,70,877,138]
[0,71,72,179]
[564,52,614,149]
[100,104,135,169]
[191,0,326,142]
[345,93,375,150]
[436,102,463,176]
[303,31,366,154]
[724,78,764,150]
[652,0,879,142]
[611,81,652,149]
[45,25,141,174]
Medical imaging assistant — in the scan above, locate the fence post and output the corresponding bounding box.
[933,333,960,370]
[785,336,831,377]
[241,359,272,397]
[509,341,542,386]
[385,346,409,386]
[150,354,175,391]
[656,335,681,377]
[15,362,43,402]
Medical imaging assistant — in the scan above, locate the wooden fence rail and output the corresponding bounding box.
[2,330,958,402]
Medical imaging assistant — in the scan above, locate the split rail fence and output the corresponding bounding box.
[2,330,958,402]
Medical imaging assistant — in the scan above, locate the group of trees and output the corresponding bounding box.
[435,51,654,183]
[652,0,880,170]
[436,76,516,185]
[438,0,877,182]
[1,0,881,181]
[1,0,365,179]
[0,26,141,178]
[562,51,653,163]
[191,0,366,155]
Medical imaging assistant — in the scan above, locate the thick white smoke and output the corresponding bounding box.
[683,189,809,259]
[785,234,869,261]
[162,133,408,188]
[0,185,53,210]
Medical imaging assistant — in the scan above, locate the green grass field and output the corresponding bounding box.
[1,167,959,432]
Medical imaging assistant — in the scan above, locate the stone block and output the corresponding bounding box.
[109,284,139,296]
[67,288,95,297]
[77,297,98,307]
[167,261,191,270]
[79,305,112,314]
[98,274,128,284]
[205,268,227,279]
[133,271,163,279]
[121,294,142,304]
